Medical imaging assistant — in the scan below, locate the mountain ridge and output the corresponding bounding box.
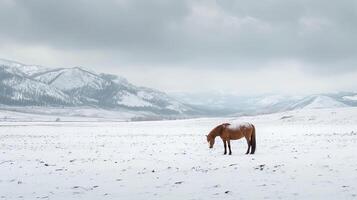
[1,58,356,119]
[0,59,198,117]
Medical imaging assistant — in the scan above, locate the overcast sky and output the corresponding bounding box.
[0,0,356,95]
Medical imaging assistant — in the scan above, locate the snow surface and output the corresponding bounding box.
[117,92,154,107]
[0,106,159,122]
[226,121,252,130]
[2,77,70,102]
[16,65,50,76]
[1,107,357,199]
[256,95,287,106]
[0,58,50,76]
[34,70,64,83]
[32,67,109,91]
[343,95,357,101]
[292,95,347,110]
[49,68,108,91]
[303,96,347,109]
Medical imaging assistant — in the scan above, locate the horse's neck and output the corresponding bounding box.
[210,130,220,138]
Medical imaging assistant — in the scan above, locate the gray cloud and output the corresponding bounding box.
[0,0,356,93]
[0,0,188,49]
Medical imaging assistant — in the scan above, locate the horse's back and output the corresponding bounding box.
[226,121,253,131]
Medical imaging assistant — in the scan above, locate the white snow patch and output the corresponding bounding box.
[117,92,153,107]
[343,95,357,101]
[166,101,188,113]
[49,68,107,90]
[137,91,155,100]
[226,121,252,130]
[256,95,286,106]
[2,77,69,101]
[303,96,347,109]
[34,70,64,83]
[0,59,50,76]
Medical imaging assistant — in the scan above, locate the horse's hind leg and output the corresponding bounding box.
[223,140,227,155]
[227,140,232,155]
[245,137,251,154]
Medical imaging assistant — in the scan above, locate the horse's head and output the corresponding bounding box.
[206,134,215,148]
[206,123,230,149]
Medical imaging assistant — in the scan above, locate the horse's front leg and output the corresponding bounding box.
[223,140,227,155]
[227,140,232,155]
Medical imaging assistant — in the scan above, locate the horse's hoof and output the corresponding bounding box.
[229,153,232,155]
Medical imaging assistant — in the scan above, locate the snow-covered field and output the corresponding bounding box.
[1,108,357,199]
[0,106,167,122]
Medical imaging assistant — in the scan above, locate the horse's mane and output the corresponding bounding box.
[209,123,231,137]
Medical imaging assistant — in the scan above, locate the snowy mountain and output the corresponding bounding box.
[173,92,356,116]
[0,66,75,106]
[289,95,347,110]
[1,58,356,119]
[343,95,357,101]
[0,59,198,116]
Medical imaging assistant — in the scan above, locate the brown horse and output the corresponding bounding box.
[206,122,256,155]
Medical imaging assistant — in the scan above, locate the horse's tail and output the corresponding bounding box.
[251,124,256,154]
